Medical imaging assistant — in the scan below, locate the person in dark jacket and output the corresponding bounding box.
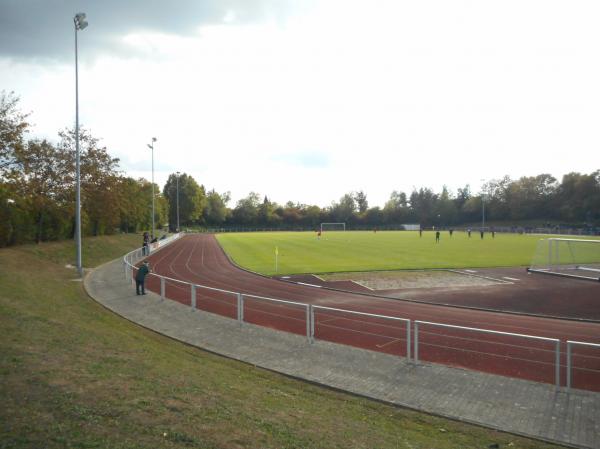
[142,232,149,256]
[136,261,151,295]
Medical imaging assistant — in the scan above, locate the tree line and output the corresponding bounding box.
[1,91,599,247]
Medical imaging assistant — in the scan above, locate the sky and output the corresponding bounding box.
[1,0,599,208]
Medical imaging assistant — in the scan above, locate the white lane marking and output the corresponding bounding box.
[281,276,290,279]
[297,282,322,288]
[503,276,520,281]
[376,338,402,348]
[464,269,477,273]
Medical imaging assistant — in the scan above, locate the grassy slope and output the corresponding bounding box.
[216,230,555,275]
[0,235,563,448]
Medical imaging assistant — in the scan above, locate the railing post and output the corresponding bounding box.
[305,305,310,342]
[555,340,560,390]
[160,277,165,300]
[567,341,572,391]
[414,322,419,364]
[310,305,315,344]
[406,319,411,361]
[237,293,244,325]
[191,284,196,310]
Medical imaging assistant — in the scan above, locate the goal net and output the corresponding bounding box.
[528,238,600,281]
[320,222,346,232]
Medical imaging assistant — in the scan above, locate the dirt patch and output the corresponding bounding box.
[319,270,502,290]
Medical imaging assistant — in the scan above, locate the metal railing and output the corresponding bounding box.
[121,237,600,391]
[311,305,411,358]
[566,340,600,391]
[414,320,561,389]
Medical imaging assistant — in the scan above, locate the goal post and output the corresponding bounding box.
[528,238,600,281]
[320,222,346,232]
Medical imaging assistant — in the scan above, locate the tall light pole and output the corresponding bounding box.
[74,12,88,277]
[480,179,486,231]
[176,172,181,232]
[147,137,157,238]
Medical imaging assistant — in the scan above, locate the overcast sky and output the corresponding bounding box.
[1,0,599,208]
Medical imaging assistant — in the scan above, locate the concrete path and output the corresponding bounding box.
[85,258,600,449]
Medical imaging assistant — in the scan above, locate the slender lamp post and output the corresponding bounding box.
[176,172,181,232]
[74,12,88,277]
[480,179,486,231]
[147,137,157,238]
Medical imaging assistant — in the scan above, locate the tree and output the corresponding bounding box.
[558,171,600,223]
[9,139,72,242]
[0,91,29,175]
[258,196,281,226]
[163,173,206,230]
[383,190,409,224]
[204,190,230,226]
[433,186,457,226]
[505,174,558,220]
[354,191,368,214]
[232,192,261,225]
[58,128,122,236]
[330,193,356,223]
[482,176,512,220]
[410,188,437,225]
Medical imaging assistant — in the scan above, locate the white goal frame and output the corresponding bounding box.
[320,222,346,232]
[527,238,600,281]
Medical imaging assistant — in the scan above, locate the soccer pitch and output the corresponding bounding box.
[216,230,559,276]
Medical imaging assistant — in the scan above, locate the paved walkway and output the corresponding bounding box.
[85,258,600,449]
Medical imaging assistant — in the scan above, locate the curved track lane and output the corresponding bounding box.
[142,234,600,391]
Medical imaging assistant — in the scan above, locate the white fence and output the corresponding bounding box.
[414,320,561,389]
[566,340,600,391]
[122,239,599,392]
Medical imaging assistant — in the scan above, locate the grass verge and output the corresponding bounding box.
[1,234,564,448]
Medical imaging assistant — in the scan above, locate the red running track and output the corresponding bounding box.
[137,234,600,391]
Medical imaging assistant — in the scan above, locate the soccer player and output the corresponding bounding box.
[435,231,440,243]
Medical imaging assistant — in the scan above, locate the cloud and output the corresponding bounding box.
[0,0,312,62]
[272,151,330,168]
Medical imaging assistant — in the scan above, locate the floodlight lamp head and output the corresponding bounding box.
[74,13,88,30]
[152,137,157,142]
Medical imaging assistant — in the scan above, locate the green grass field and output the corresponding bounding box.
[216,230,599,276]
[1,235,565,448]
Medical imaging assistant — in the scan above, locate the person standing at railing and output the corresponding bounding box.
[136,261,151,295]
[142,231,149,256]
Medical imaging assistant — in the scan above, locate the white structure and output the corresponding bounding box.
[528,238,600,281]
[74,12,88,277]
[320,222,346,232]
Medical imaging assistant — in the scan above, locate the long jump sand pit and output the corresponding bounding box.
[279,266,600,321]
[320,270,503,290]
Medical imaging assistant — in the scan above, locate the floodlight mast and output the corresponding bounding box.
[147,138,157,239]
[74,12,88,277]
[480,179,486,232]
[176,172,181,232]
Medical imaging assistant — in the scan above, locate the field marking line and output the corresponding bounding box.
[447,269,513,285]
[350,280,374,291]
[503,276,521,281]
[297,282,322,288]
[376,338,402,348]
[464,269,478,273]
